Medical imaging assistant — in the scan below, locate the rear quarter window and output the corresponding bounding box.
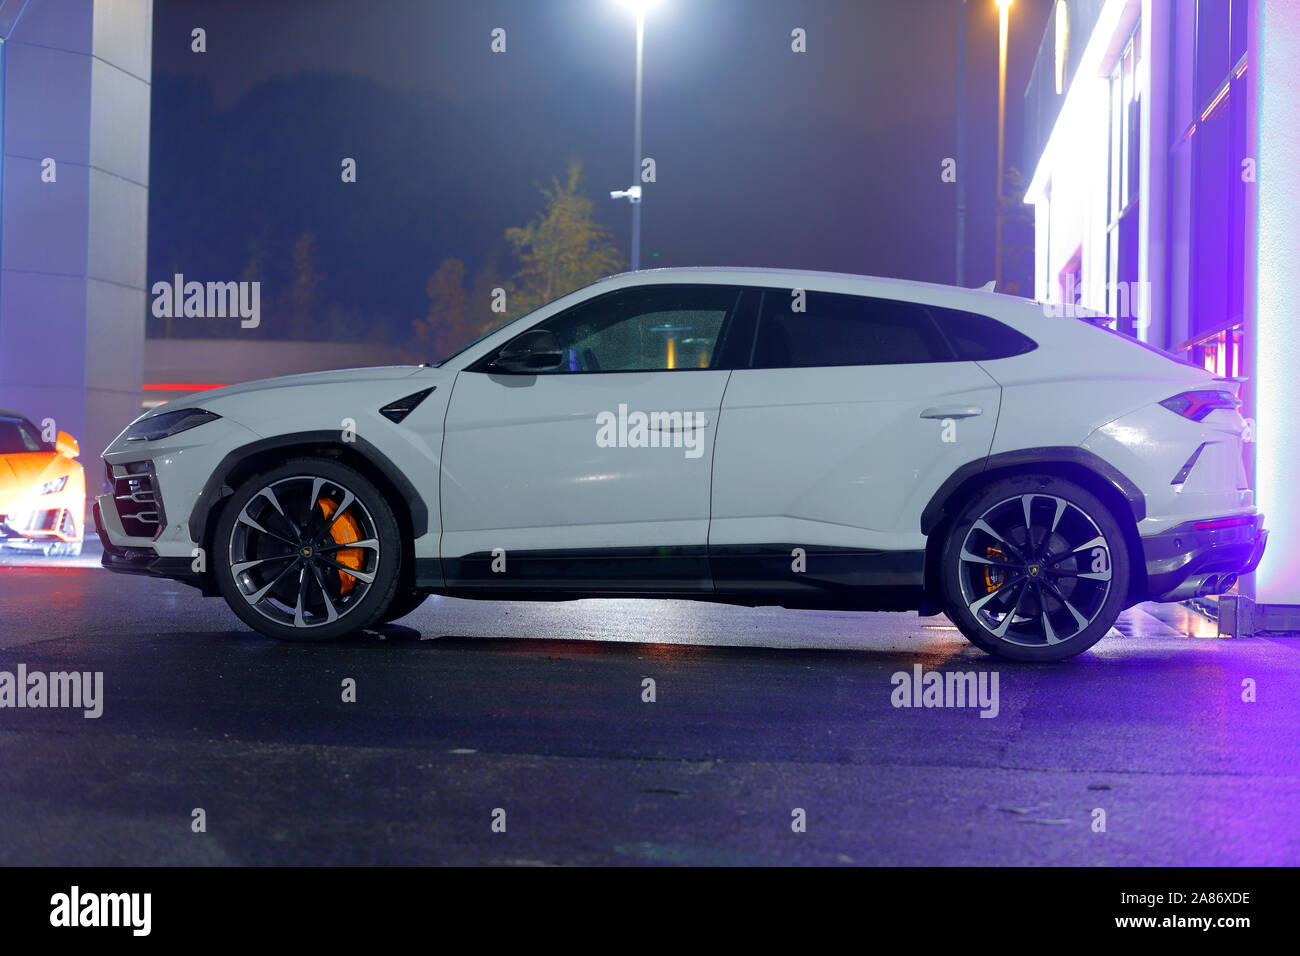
[927,306,1038,360]
[751,289,952,368]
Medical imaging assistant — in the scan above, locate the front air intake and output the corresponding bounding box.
[114,466,166,538]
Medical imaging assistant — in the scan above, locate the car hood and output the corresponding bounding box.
[144,366,429,415]
[0,452,60,495]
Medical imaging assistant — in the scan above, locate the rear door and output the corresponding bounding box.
[708,288,1001,595]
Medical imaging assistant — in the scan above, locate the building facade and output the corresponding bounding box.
[1023,0,1299,628]
[0,0,153,473]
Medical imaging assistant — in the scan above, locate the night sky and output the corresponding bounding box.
[149,0,1052,341]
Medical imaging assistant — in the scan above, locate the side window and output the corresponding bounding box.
[514,285,740,373]
[927,306,1038,360]
[751,289,951,368]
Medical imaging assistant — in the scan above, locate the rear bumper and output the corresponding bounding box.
[1142,514,1267,602]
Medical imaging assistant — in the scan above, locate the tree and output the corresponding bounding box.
[998,167,1035,299]
[415,257,476,359]
[281,230,324,339]
[504,159,624,318]
[469,260,510,337]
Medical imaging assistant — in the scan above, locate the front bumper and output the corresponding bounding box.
[0,505,81,545]
[93,500,213,593]
[0,518,42,544]
[1142,514,1267,602]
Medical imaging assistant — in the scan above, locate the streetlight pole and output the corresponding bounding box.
[956,0,967,287]
[631,9,644,271]
[610,1,656,270]
[995,0,1012,291]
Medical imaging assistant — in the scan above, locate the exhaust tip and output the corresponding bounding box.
[1196,573,1237,596]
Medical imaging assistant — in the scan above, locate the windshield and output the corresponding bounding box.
[0,416,51,454]
[432,325,503,367]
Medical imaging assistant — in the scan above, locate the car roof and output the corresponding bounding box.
[592,266,1036,306]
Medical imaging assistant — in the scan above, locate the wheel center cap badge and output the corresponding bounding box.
[1028,564,1041,577]
[300,546,313,558]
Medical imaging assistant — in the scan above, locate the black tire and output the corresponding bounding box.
[379,589,430,624]
[940,474,1130,662]
[213,457,402,641]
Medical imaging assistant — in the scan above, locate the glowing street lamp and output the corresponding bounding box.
[609,0,661,270]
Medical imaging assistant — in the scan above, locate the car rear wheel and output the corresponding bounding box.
[940,475,1130,662]
[214,458,402,641]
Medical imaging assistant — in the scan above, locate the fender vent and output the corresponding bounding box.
[379,387,435,424]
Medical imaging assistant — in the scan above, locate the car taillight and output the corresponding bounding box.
[1159,389,1242,421]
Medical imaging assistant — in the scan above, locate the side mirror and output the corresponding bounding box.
[492,329,565,373]
[55,430,80,459]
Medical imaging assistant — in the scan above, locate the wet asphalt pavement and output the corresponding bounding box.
[0,558,1297,866]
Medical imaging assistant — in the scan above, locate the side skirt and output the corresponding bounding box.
[424,543,927,612]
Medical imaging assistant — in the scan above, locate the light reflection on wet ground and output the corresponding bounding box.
[0,567,1295,865]
[0,539,101,570]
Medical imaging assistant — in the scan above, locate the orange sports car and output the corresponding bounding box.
[0,409,85,556]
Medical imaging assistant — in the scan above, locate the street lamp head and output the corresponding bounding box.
[995,0,1013,8]
[619,0,660,16]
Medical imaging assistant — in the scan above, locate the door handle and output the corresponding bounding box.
[650,417,709,431]
[920,406,983,420]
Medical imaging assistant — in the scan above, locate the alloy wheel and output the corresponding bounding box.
[956,493,1113,648]
[227,474,381,629]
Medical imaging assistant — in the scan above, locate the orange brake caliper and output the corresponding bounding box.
[984,546,1005,593]
[317,497,363,596]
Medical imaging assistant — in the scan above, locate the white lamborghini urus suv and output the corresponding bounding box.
[95,268,1266,661]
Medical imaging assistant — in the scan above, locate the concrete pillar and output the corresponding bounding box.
[1137,0,1169,347]
[1251,0,1300,612]
[0,0,152,498]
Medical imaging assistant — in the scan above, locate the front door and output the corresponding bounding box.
[440,283,744,592]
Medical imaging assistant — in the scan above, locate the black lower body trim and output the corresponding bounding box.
[710,543,924,590]
[920,446,1147,534]
[711,543,925,611]
[186,432,430,544]
[435,543,926,611]
[443,545,710,592]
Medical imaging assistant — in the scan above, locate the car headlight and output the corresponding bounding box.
[125,408,221,442]
[39,475,68,495]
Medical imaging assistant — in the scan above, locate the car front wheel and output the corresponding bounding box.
[213,458,402,641]
[940,475,1130,662]
[379,589,429,624]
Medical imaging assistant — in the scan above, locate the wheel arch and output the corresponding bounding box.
[189,432,428,589]
[920,447,1148,609]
